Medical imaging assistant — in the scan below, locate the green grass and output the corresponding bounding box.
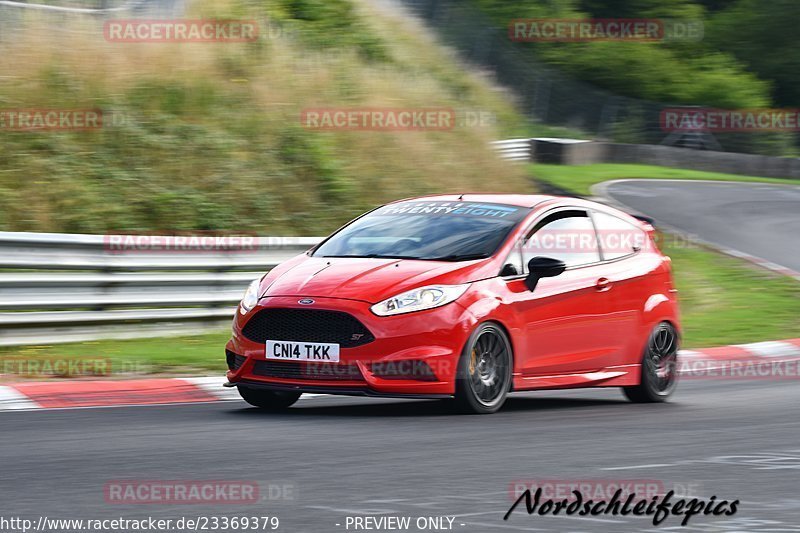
[664,241,800,347]
[531,163,799,197]
[0,333,231,378]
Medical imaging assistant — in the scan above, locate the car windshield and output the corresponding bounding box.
[312,200,530,261]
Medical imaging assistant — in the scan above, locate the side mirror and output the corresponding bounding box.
[525,256,566,292]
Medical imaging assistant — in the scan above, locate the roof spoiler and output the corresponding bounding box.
[632,214,656,227]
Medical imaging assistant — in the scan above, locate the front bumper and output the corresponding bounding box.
[226,296,476,396]
[227,379,453,400]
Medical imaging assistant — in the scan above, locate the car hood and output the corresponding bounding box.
[260,254,494,304]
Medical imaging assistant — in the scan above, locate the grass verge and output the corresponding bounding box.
[531,163,799,197]
[664,240,799,347]
[0,333,231,379]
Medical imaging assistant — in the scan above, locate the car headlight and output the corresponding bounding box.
[239,279,261,314]
[370,284,469,316]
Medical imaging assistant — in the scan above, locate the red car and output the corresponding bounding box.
[225,194,679,414]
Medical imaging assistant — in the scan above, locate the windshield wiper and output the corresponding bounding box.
[432,253,490,262]
[318,254,421,259]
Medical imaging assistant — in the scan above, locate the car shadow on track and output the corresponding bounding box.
[227,394,633,418]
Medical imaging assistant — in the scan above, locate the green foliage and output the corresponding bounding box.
[277,127,348,201]
[578,0,704,18]
[470,0,774,110]
[267,0,389,61]
[707,0,800,107]
[538,44,769,108]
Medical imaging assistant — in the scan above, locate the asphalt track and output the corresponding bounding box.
[3,379,800,533]
[600,180,800,273]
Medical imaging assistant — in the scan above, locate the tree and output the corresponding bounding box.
[708,0,800,107]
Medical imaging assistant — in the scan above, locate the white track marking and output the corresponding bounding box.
[180,377,242,401]
[0,385,40,410]
[601,463,674,471]
[737,341,800,358]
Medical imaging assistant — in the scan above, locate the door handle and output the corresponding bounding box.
[595,277,612,291]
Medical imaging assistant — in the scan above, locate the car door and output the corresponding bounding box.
[590,209,652,366]
[503,208,623,376]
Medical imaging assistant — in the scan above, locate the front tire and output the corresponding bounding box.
[623,322,679,403]
[453,323,513,414]
[238,387,302,410]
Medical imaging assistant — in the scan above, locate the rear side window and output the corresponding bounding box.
[521,210,601,269]
[592,211,647,260]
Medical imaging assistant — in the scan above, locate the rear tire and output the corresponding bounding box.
[623,322,679,403]
[238,387,302,410]
[453,323,512,414]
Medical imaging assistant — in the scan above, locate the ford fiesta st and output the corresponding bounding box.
[225,194,680,414]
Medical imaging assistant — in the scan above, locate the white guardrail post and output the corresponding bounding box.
[490,138,532,162]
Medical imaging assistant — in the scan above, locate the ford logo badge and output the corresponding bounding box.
[298,298,315,305]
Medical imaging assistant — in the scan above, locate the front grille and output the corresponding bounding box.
[241,308,374,348]
[226,350,246,371]
[252,361,365,382]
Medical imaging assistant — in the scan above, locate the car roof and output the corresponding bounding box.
[391,193,557,208]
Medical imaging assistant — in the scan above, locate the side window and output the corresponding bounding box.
[521,211,601,269]
[592,211,647,260]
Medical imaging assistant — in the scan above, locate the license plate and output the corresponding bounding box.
[265,340,340,363]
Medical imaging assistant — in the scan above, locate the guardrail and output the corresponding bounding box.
[0,0,141,14]
[492,137,602,163]
[491,138,531,162]
[0,232,323,346]
[0,0,184,38]
[510,137,800,179]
